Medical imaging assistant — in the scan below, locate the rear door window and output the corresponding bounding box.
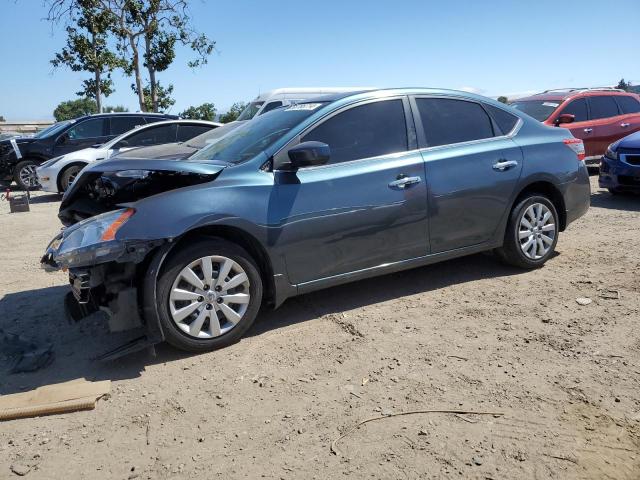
[110,116,145,135]
[66,118,107,140]
[559,98,588,122]
[615,96,640,114]
[122,124,177,147]
[415,98,494,147]
[589,96,620,119]
[302,99,408,164]
[176,124,213,142]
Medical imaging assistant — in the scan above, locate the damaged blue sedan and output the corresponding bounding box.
[42,88,591,355]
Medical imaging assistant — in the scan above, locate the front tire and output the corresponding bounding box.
[59,164,84,192]
[14,160,40,190]
[156,238,263,352]
[495,194,559,269]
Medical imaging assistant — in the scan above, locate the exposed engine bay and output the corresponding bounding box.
[59,163,224,225]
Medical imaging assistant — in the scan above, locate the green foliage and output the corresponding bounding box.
[180,103,217,121]
[49,0,123,110]
[616,78,631,92]
[497,96,509,104]
[138,82,175,113]
[219,102,248,123]
[53,98,98,121]
[103,105,129,112]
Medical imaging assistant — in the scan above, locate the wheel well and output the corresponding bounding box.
[514,181,567,231]
[57,162,87,191]
[164,226,276,306]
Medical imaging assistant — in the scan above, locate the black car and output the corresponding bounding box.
[0,112,178,189]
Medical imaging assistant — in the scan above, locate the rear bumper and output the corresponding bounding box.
[599,155,640,191]
[564,164,591,227]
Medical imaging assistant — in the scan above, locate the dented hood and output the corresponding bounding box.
[59,158,227,225]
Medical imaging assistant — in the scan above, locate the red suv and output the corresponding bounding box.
[511,88,640,167]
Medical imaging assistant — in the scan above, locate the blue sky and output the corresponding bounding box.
[1,0,639,120]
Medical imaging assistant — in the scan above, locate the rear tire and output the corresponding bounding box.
[59,164,84,192]
[14,160,40,190]
[495,194,559,269]
[156,238,263,352]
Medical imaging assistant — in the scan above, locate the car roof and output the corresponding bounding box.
[515,88,637,103]
[252,87,376,101]
[74,112,179,121]
[295,87,508,106]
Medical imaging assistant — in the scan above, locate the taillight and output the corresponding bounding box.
[563,138,585,161]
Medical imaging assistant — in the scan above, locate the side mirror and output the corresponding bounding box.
[554,113,575,126]
[56,134,68,145]
[115,140,129,149]
[287,141,330,169]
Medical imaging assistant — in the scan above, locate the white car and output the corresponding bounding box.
[36,119,221,193]
[236,87,375,121]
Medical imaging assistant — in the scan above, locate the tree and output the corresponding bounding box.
[180,102,216,120]
[49,0,123,112]
[103,105,129,112]
[497,96,509,104]
[616,78,631,91]
[140,82,175,112]
[219,102,248,123]
[48,1,215,112]
[0,116,5,122]
[53,98,98,121]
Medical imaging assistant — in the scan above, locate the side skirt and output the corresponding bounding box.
[295,242,500,296]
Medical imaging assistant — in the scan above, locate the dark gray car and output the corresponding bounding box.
[42,88,590,355]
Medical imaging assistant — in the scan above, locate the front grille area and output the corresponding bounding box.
[623,155,640,166]
[618,175,640,186]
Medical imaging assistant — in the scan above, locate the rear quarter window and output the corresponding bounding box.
[615,96,640,114]
[484,104,519,135]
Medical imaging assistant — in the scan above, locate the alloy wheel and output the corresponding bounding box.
[169,255,251,339]
[518,203,556,260]
[19,164,39,188]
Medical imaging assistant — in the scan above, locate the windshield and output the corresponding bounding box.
[189,102,327,164]
[186,121,244,149]
[510,100,562,122]
[236,101,264,121]
[33,120,73,139]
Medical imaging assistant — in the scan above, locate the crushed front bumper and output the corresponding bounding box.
[42,238,173,360]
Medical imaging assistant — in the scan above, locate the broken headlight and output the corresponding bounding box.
[44,208,135,269]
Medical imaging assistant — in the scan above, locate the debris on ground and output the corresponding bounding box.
[0,379,111,421]
[575,297,593,306]
[0,328,54,374]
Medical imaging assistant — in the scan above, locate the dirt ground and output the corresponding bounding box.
[0,175,639,480]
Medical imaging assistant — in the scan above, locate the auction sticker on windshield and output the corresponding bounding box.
[285,103,323,111]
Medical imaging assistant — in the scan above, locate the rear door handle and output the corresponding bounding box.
[583,128,593,133]
[621,122,630,128]
[492,160,518,171]
[388,175,421,189]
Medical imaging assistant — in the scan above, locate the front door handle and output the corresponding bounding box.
[492,160,518,171]
[583,128,593,133]
[388,175,421,189]
[621,122,630,128]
